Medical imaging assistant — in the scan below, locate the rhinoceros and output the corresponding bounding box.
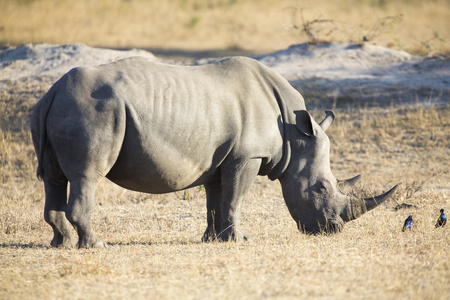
[31,56,397,248]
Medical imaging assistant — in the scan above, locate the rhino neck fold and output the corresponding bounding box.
[267,88,292,181]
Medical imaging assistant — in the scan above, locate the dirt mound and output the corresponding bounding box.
[0,43,155,83]
[1,43,448,108]
[256,43,450,107]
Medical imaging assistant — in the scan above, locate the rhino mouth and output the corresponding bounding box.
[297,219,344,235]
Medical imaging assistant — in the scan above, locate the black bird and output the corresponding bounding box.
[402,215,413,232]
[435,209,447,228]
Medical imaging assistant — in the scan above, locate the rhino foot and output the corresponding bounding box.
[50,235,76,248]
[201,230,217,243]
[78,236,108,249]
[218,228,250,242]
[202,226,251,242]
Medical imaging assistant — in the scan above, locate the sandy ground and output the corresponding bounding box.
[1,42,449,109]
[1,43,449,300]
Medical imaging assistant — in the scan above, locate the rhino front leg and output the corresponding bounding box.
[44,181,76,247]
[202,181,222,242]
[218,158,261,242]
[66,177,106,248]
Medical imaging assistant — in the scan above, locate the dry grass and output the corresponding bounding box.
[1,0,449,56]
[1,1,449,297]
[0,78,449,299]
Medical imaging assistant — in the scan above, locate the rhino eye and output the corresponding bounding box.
[313,182,328,194]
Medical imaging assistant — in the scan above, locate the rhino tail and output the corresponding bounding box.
[31,86,58,181]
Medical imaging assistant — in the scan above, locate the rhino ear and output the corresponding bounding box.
[319,111,335,132]
[295,110,316,137]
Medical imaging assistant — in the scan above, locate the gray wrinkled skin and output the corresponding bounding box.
[31,57,396,248]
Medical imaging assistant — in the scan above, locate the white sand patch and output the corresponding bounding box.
[255,43,449,106]
[0,43,155,82]
[1,42,448,106]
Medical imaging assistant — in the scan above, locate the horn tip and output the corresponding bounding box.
[325,110,335,118]
[350,174,362,183]
[390,184,400,193]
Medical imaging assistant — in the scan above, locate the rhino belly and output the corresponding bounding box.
[105,138,221,194]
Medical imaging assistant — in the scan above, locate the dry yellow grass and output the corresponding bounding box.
[0,78,449,298]
[1,0,449,56]
[1,1,449,298]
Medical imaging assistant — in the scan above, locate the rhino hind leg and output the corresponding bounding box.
[66,177,106,248]
[43,181,76,248]
[202,182,223,242]
[56,134,116,248]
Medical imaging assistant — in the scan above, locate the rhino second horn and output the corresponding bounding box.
[319,110,335,131]
[338,174,362,187]
[341,184,399,221]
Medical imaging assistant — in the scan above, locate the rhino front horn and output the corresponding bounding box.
[363,184,399,211]
[342,184,399,221]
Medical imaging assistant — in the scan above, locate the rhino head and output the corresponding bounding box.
[279,110,397,234]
